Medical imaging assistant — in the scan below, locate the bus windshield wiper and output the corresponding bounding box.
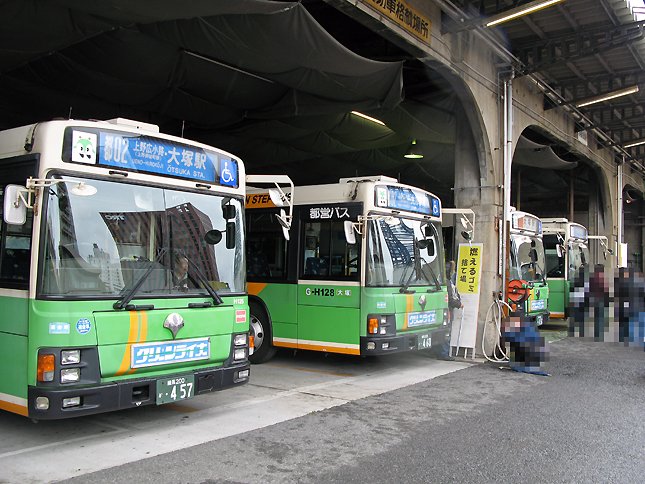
[184,257,223,306]
[399,264,417,294]
[419,257,442,292]
[114,248,167,310]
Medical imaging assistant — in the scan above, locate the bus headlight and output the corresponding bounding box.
[61,350,81,365]
[234,334,247,346]
[60,368,80,383]
[35,396,49,410]
[233,348,247,361]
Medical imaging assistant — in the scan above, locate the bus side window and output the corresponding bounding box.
[246,211,287,281]
[301,219,358,280]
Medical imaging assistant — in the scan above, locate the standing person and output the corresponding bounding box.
[569,266,588,337]
[440,260,462,360]
[614,267,632,344]
[589,264,609,341]
[629,270,645,349]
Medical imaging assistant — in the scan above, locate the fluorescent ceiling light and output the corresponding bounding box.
[486,0,565,27]
[624,138,645,149]
[351,111,385,126]
[575,85,640,107]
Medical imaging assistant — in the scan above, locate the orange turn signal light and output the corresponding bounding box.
[368,318,379,334]
[37,354,55,382]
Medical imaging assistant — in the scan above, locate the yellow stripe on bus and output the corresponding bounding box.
[403,294,414,330]
[127,311,148,375]
[0,399,28,416]
[273,340,361,355]
[116,311,140,376]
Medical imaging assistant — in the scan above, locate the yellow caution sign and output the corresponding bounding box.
[456,243,483,295]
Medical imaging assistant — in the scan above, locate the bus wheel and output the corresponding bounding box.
[249,305,276,364]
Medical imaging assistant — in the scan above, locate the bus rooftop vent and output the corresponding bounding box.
[104,118,160,133]
[339,175,398,184]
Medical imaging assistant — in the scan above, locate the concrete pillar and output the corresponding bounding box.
[453,105,501,356]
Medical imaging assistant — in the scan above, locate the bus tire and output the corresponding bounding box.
[249,303,276,364]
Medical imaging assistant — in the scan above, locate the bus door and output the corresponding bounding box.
[297,204,362,354]
[544,234,566,319]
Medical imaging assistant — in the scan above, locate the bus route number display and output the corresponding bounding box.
[66,128,238,187]
[375,185,441,217]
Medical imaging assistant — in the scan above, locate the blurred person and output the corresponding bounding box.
[569,266,588,338]
[614,267,633,343]
[589,264,609,341]
[432,260,461,361]
[502,315,549,376]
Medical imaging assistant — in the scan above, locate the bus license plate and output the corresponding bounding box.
[417,333,432,350]
[156,375,195,405]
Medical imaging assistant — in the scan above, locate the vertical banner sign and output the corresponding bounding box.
[451,243,484,357]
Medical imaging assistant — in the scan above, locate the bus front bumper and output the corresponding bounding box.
[27,362,250,420]
[360,326,449,355]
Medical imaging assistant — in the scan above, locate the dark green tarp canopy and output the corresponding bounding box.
[0,0,425,183]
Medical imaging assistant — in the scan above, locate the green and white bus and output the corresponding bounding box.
[0,118,265,419]
[245,175,449,363]
[542,218,589,319]
[507,209,550,325]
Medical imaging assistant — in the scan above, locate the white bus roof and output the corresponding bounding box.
[247,175,442,220]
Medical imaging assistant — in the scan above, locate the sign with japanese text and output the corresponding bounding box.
[65,128,239,187]
[375,185,441,217]
[362,0,431,45]
[456,243,482,294]
[301,203,362,222]
[450,243,484,357]
[131,338,210,368]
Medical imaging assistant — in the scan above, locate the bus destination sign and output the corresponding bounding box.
[512,213,542,234]
[569,224,588,240]
[376,185,441,217]
[65,128,239,187]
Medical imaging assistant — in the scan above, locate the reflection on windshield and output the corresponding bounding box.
[510,235,546,283]
[567,242,589,281]
[366,217,444,288]
[40,175,244,297]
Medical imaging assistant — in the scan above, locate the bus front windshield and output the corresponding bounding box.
[567,241,589,281]
[510,234,546,283]
[40,175,245,297]
[366,216,444,289]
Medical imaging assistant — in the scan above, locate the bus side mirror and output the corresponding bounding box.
[222,204,236,220]
[3,185,28,225]
[268,188,286,207]
[529,248,538,262]
[344,220,357,245]
[274,209,291,241]
[417,238,435,257]
[226,222,236,249]
[556,244,563,258]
